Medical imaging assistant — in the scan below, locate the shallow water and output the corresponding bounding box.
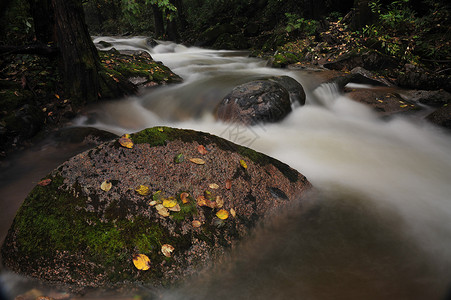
[1,37,451,299]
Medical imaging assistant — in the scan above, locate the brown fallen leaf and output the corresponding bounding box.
[180,192,190,204]
[230,208,236,217]
[38,178,52,186]
[161,244,175,257]
[133,254,151,270]
[190,158,205,165]
[216,196,224,208]
[197,195,208,207]
[168,203,181,212]
[197,145,208,155]
[209,183,219,189]
[192,220,202,228]
[225,179,232,190]
[155,204,170,217]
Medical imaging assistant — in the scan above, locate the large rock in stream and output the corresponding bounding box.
[215,76,305,125]
[1,127,311,290]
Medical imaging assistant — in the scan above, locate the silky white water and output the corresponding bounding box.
[1,37,450,299]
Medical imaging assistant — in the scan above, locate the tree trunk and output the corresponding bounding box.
[28,0,54,43]
[352,0,375,30]
[51,0,101,105]
[152,4,164,38]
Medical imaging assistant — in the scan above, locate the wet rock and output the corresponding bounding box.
[268,76,306,106]
[344,88,421,116]
[1,127,311,290]
[397,64,451,92]
[400,89,451,108]
[215,79,292,125]
[323,50,398,72]
[350,67,394,87]
[426,105,451,129]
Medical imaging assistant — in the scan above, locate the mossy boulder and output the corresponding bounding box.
[1,126,311,290]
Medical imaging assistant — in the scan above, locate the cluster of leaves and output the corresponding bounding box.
[284,13,318,36]
[0,0,34,45]
[362,0,451,63]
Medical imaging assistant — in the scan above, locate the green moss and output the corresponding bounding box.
[9,173,176,282]
[171,192,198,222]
[131,127,299,182]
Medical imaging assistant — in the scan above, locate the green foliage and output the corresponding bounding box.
[285,13,318,36]
[362,0,451,63]
[0,0,34,44]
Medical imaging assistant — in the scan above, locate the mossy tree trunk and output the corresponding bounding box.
[51,0,102,105]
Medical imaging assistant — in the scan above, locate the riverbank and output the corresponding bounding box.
[0,48,181,160]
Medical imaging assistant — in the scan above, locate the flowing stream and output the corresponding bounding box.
[1,37,451,299]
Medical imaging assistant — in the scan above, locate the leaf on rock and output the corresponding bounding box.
[216,209,229,220]
[225,180,232,190]
[119,135,134,149]
[161,244,175,257]
[174,153,184,163]
[190,158,205,165]
[197,195,208,207]
[230,208,236,217]
[180,192,190,204]
[209,183,219,189]
[240,159,247,169]
[158,127,164,132]
[38,178,52,186]
[133,254,151,271]
[192,220,202,228]
[197,145,208,155]
[135,185,151,196]
[216,196,224,208]
[168,203,181,212]
[100,180,112,192]
[163,197,177,208]
[156,204,170,217]
[149,200,157,206]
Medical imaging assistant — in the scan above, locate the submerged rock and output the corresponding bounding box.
[1,127,311,290]
[215,76,305,125]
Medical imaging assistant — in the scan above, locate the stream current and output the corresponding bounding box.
[1,37,451,299]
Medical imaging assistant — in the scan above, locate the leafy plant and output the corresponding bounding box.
[285,13,318,36]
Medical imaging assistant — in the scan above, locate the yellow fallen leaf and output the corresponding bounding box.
[209,183,219,189]
[133,254,150,270]
[192,220,202,228]
[135,185,151,196]
[161,244,175,257]
[240,160,247,169]
[149,200,157,206]
[216,209,229,220]
[155,204,170,217]
[230,208,236,217]
[158,127,164,132]
[190,158,205,165]
[100,180,112,192]
[163,197,177,208]
[180,192,190,204]
[119,136,134,149]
